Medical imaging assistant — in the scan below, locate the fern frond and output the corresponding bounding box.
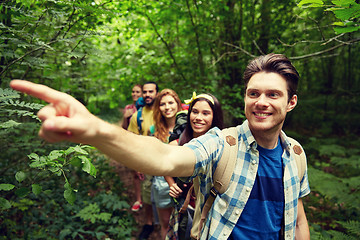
[319,144,346,157]
[0,120,21,129]
[308,167,360,210]
[2,99,44,110]
[336,220,360,237]
[7,109,40,120]
[331,155,360,170]
[328,229,357,240]
[0,88,20,100]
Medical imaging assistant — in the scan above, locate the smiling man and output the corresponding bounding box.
[127,81,159,239]
[10,54,310,240]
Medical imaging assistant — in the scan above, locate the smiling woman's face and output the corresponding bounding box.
[190,100,213,138]
[159,95,178,120]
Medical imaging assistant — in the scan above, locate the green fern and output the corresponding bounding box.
[76,203,111,223]
[327,230,357,240]
[337,220,360,238]
[331,155,360,170]
[2,99,44,110]
[308,167,360,210]
[318,144,346,157]
[0,120,21,129]
[0,88,44,121]
[0,88,20,100]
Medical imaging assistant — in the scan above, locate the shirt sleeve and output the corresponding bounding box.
[299,160,311,198]
[181,127,225,183]
[127,111,139,134]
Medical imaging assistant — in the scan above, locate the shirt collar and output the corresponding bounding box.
[240,120,292,153]
[239,120,257,151]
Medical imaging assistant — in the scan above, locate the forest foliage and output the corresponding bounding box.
[1,0,359,239]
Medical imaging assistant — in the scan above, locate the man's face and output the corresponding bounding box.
[142,83,157,106]
[244,72,297,136]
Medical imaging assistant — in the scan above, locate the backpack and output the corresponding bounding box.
[187,127,307,240]
[169,110,188,143]
[135,97,146,133]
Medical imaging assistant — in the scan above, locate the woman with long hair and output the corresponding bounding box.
[165,92,224,240]
[151,88,183,239]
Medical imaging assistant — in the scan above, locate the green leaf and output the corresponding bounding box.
[79,155,97,177]
[73,145,89,155]
[15,171,26,183]
[15,187,30,197]
[32,184,42,195]
[298,0,324,7]
[27,153,39,161]
[332,0,357,7]
[59,228,72,239]
[0,197,11,210]
[64,183,76,205]
[0,120,21,129]
[331,7,360,20]
[0,183,15,191]
[48,150,64,160]
[70,156,82,167]
[98,212,112,222]
[332,21,345,26]
[334,25,360,33]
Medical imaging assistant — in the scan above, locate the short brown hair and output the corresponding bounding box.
[243,53,299,102]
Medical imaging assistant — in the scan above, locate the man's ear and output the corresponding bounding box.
[287,94,297,112]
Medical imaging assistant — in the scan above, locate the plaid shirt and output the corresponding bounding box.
[182,120,310,240]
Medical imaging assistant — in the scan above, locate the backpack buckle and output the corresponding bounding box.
[210,186,219,198]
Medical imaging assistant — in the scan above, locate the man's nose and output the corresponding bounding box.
[255,94,269,107]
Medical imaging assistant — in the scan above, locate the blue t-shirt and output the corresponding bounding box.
[229,139,284,240]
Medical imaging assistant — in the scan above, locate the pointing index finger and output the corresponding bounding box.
[10,79,73,104]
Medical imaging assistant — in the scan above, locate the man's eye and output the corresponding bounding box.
[269,92,280,98]
[248,92,258,97]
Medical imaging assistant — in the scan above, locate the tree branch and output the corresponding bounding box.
[0,39,58,77]
[289,38,360,60]
[141,10,187,82]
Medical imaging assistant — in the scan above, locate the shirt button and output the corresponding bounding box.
[251,159,257,165]
[235,210,240,215]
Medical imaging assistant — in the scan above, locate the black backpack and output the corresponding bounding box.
[169,110,188,142]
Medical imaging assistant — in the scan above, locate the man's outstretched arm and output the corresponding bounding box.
[10,80,195,177]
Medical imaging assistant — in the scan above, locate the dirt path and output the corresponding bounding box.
[110,160,161,240]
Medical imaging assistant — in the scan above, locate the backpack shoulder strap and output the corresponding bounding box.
[213,127,239,194]
[195,127,239,239]
[288,137,306,181]
[137,107,143,133]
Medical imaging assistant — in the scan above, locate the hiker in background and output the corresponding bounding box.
[151,89,183,239]
[165,92,224,240]
[11,53,310,240]
[127,81,159,239]
[121,84,143,130]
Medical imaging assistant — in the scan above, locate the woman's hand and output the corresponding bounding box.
[123,108,134,118]
[169,183,184,198]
